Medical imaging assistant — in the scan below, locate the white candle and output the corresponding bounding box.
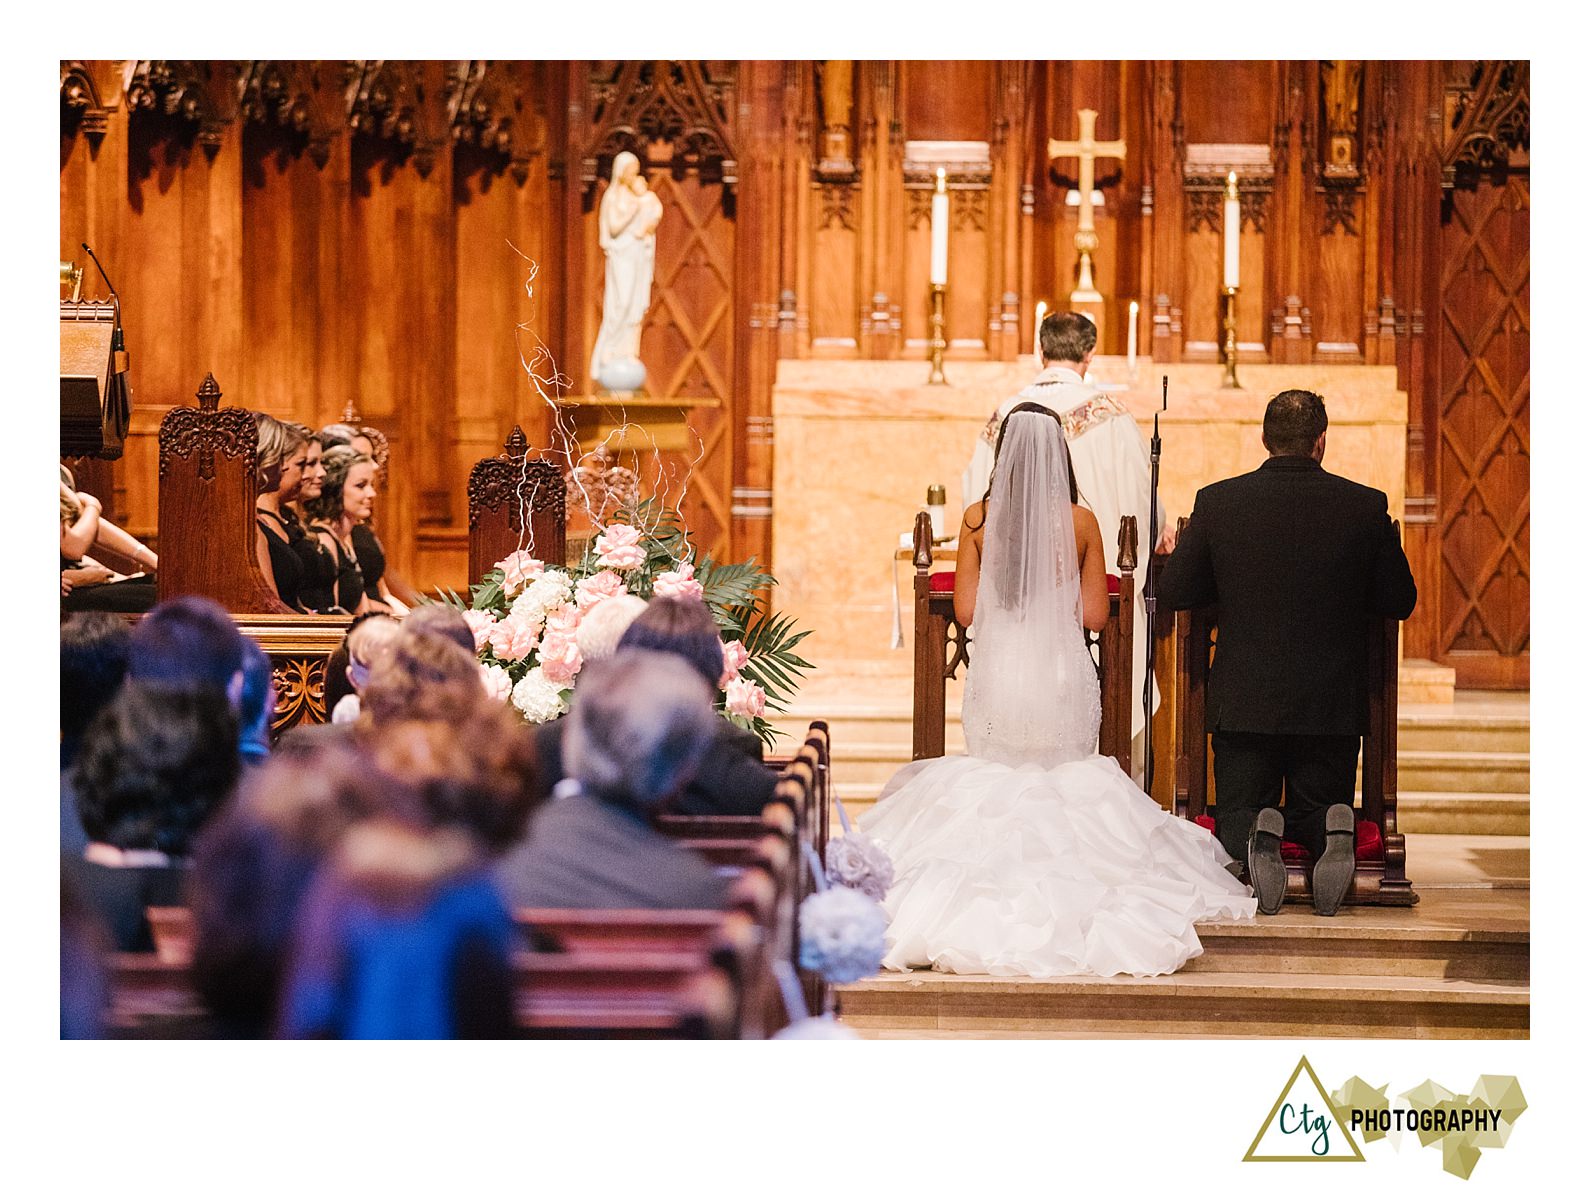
[1127,300,1139,372]
[929,168,949,286]
[1033,300,1047,360]
[1222,171,1241,290]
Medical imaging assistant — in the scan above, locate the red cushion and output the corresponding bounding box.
[1192,814,1383,863]
[932,569,1121,597]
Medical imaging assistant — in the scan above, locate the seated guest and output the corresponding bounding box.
[303,445,377,615]
[610,596,779,817]
[59,466,157,613]
[359,625,486,727]
[526,594,646,786]
[400,604,476,654]
[495,650,728,911]
[190,742,401,1037]
[68,682,241,950]
[61,869,110,1039]
[326,613,402,724]
[238,638,276,768]
[129,595,246,697]
[61,613,132,856]
[365,709,541,855]
[252,413,314,611]
[279,817,518,1039]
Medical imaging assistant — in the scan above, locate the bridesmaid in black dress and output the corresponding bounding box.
[252,414,311,612]
[320,421,406,614]
[284,430,342,613]
[304,445,377,615]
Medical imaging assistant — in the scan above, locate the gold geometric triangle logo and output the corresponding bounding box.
[1244,1055,1366,1162]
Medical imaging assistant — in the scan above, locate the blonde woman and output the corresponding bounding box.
[304,445,377,615]
[60,466,158,613]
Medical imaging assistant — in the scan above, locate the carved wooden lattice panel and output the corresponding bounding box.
[641,172,735,560]
[1436,173,1529,684]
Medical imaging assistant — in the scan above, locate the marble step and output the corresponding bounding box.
[1398,791,1530,836]
[1397,750,1529,794]
[1184,911,1527,983]
[1396,711,1529,754]
[836,970,1528,1039]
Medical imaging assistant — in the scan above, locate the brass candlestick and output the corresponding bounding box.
[927,283,948,385]
[1220,285,1240,389]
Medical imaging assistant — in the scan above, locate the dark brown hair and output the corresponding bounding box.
[968,401,1079,531]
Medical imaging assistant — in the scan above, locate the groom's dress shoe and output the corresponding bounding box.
[1311,803,1357,916]
[1246,807,1287,915]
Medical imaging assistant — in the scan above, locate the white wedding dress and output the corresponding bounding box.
[860,412,1254,978]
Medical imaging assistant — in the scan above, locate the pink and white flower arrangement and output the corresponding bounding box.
[594,523,645,571]
[440,504,812,744]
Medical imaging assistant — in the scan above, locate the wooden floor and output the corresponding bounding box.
[835,833,1529,1039]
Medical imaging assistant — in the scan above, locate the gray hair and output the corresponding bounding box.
[564,649,718,813]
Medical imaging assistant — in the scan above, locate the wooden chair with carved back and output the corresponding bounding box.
[911,511,1138,772]
[467,426,568,580]
[155,372,349,735]
[1171,521,1414,907]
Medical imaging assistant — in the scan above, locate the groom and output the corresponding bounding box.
[963,311,1163,780]
[1156,390,1417,915]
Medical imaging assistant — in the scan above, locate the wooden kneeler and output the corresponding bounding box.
[910,510,1138,773]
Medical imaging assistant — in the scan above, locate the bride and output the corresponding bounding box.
[860,404,1255,977]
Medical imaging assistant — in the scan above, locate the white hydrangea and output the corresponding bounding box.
[798,886,888,984]
[509,568,574,629]
[510,666,570,724]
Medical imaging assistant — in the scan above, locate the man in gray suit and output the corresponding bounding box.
[495,649,727,911]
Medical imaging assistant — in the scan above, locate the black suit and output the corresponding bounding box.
[1157,455,1416,860]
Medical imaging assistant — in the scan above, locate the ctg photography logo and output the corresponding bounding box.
[1244,1055,1364,1163]
[1244,1056,1528,1180]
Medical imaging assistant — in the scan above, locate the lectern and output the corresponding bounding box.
[60,298,130,459]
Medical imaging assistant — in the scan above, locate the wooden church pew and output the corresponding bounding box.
[1171,522,1415,907]
[911,510,1138,771]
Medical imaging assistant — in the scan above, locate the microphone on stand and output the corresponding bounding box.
[81,242,124,355]
[1143,374,1167,792]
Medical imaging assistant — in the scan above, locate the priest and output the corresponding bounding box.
[962,310,1163,780]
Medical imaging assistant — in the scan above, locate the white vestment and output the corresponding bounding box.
[962,365,1159,760]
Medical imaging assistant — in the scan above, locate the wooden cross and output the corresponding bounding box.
[1048,108,1127,302]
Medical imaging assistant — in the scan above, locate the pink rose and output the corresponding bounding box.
[461,609,497,653]
[575,569,628,611]
[594,523,646,571]
[487,612,539,663]
[495,551,545,597]
[543,601,581,640]
[725,676,766,720]
[479,663,513,702]
[719,639,750,687]
[539,632,583,685]
[653,560,704,601]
